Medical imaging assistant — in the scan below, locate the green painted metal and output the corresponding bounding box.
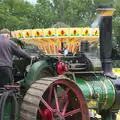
[2,96,19,120]
[76,75,115,111]
[4,102,11,120]
[24,60,51,89]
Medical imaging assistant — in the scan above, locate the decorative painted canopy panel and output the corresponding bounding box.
[11,28,99,39]
[11,28,99,55]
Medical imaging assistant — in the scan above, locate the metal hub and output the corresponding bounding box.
[53,111,65,120]
[42,109,65,120]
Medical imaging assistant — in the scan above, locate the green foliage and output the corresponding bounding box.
[0,0,117,29]
[0,0,33,30]
[29,0,57,28]
[0,0,120,52]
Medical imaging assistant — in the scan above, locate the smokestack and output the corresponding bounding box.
[97,5,116,78]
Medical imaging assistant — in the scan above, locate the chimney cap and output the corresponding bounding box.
[96,4,115,11]
[96,4,115,16]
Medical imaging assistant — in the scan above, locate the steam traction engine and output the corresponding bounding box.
[0,5,120,120]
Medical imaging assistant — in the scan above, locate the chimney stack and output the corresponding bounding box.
[97,5,116,78]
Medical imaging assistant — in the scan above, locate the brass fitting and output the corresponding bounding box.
[96,7,115,16]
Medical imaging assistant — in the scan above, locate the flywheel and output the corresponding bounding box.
[20,77,89,120]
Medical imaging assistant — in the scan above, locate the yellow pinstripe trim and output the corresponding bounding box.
[107,79,116,107]
[84,80,93,99]
[100,80,108,109]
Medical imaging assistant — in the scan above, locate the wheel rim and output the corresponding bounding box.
[37,79,89,120]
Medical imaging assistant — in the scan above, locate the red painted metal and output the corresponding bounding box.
[38,79,89,120]
[43,109,53,120]
[41,98,53,112]
[57,61,67,74]
[54,87,60,111]
[62,98,69,115]
[64,108,81,118]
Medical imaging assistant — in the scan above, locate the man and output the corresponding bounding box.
[0,29,31,87]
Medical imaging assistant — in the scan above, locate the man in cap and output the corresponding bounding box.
[0,29,31,87]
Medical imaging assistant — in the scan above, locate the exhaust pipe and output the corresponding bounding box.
[96,5,116,78]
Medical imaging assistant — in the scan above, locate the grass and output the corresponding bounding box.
[117,112,120,120]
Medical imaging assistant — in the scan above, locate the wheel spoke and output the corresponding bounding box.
[41,98,53,111]
[54,86,60,111]
[38,106,44,116]
[62,98,69,115]
[64,108,81,118]
[48,85,53,105]
[59,87,70,104]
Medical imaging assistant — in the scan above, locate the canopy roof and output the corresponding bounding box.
[11,27,99,55]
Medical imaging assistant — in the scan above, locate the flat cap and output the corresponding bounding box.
[0,29,10,34]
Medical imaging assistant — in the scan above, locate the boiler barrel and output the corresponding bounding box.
[76,76,116,111]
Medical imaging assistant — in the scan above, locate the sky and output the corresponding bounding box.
[26,0,53,4]
[26,0,37,4]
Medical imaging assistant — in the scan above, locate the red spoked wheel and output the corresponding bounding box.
[20,77,89,120]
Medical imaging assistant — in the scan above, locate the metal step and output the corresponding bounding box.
[68,67,86,71]
[70,63,86,66]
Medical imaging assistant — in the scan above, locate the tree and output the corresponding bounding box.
[0,0,33,30]
[29,0,57,28]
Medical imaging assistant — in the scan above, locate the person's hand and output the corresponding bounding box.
[30,56,39,61]
[31,56,36,60]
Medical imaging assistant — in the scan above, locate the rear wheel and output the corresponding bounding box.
[20,77,89,120]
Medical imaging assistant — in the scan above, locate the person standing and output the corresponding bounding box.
[0,29,31,87]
